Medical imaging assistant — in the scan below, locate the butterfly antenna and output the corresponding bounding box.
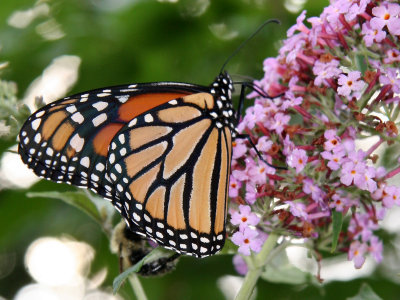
[219,19,281,73]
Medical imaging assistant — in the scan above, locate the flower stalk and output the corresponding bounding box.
[235,233,279,300]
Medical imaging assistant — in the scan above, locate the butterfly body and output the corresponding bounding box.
[111,221,179,276]
[19,72,236,257]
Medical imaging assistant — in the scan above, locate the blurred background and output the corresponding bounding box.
[1,0,400,299]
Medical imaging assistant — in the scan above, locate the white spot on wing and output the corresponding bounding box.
[66,105,77,113]
[36,111,45,118]
[92,113,107,127]
[34,133,41,144]
[144,114,153,123]
[71,112,84,124]
[97,93,111,97]
[70,134,84,152]
[46,148,53,156]
[128,118,137,127]
[80,156,90,168]
[116,95,129,103]
[96,163,104,171]
[92,101,108,111]
[31,118,41,130]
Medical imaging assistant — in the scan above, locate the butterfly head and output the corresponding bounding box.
[212,71,234,98]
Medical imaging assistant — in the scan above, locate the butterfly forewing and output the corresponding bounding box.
[18,84,201,200]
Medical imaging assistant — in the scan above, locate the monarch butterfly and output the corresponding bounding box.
[19,72,236,258]
[18,20,279,258]
[111,221,179,276]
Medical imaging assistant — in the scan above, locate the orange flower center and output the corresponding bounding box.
[347,80,353,86]
[244,238,250,244]
[384,13,390,20]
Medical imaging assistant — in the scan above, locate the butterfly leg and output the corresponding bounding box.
[236,82,283,121]
[236,133,287,170]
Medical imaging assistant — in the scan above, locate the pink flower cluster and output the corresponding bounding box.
[229,0,400,273]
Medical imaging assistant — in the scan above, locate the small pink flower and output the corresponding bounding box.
[232,169,248,182]
[384,49,400,64]
[245,182,258,205]
[337,71,366,100]
[233,255,248,275]
[230,205,260,230]
[370,2,400,36]
[255,136,273,153]
[313,59,341,86]
[348,241,368,269]
[303,178,324,203]
[359,166,377,193]
[247,160,274,185]
[321,150,346,171]
[287,148,308,173]
[287,10,307,37]
[286,201,308,220]
[282,91,303,110]
[330,194,349,212]
[228,176,242,198]
[232,139,248,159]
[242,104,268,130]
[379,68,400,93]
[231,227,263,256]
[269,112,290,135]
[382,186,400,208]
[340,161,365,187]
[324,129,341,151]
[369,236,383,263]
[361,21,386,47]
[348,149,366,165]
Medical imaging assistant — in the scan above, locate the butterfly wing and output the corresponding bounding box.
[107,93,232,257]
[18,83,204,201]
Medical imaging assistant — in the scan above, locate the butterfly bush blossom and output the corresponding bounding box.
[228,0,400,273]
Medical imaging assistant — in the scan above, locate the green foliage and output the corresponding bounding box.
[113,247,176,294]
[1,1,397,300]
[347,283,383,300]
[27,191,104,226]
[331,210,343,252]
[261,250,317,285]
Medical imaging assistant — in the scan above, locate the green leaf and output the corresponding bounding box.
[331,210,343,252]
[217,239,237,255]
[355,54,367,74]
[113,247,176,294]
[260,250,316,285]
[27,191,102,224]
[347,283,382,300]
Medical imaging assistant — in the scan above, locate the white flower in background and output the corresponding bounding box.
[14,237,122,300]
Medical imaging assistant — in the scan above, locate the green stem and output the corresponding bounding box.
[128,274,148,300]
[235,233,279,300]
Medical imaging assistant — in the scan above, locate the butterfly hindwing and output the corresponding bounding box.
[107,93,232,257]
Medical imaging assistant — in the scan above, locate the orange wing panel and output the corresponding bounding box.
[93,123,124,156]
[118,92,190,122]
